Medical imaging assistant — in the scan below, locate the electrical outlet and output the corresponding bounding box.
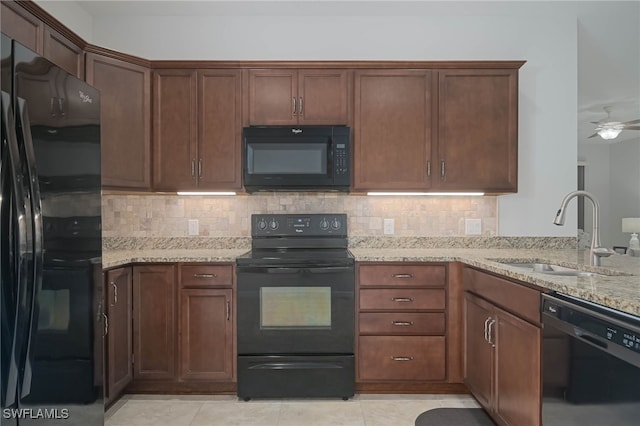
[188,219,199,236]
[383,218,395,235]
[465,218,482,235]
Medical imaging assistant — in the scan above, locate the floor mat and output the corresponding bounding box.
[415,407,495,426]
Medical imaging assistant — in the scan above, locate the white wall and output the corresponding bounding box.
[33,0,93,42]
[36,1,640,237]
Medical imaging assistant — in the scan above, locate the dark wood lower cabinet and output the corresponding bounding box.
[105,267,133,404]
[464,267,542,426]
[179,289,233,381]
[132,264,177,381]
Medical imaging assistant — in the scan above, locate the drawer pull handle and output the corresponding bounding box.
[194,273,217,279]
[392,297,413,302]
[391,356,414,361]
[392,321,414,326]
[393,273,414,278]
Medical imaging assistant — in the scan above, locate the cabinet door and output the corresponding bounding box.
[43,25,84,79]
[437,69,518,192]
[297,69,349,125]
[1,1,43,53]
[132,265,176,381]
[179,289,233,381]
[152,69,198,190]
[494,307,541,426]
[464,292,493,410]
[105,267,133,402]
[198,69,242,189]
[248,69,297,125]
[353,70,433,190]
[86,53,151,189]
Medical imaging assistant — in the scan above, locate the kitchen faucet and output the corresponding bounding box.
[553,190,614,267]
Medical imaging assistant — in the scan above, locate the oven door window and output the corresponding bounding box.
[260,287,331,329]
[247,141,328,175]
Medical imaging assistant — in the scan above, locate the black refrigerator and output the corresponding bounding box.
[1,34,103,425]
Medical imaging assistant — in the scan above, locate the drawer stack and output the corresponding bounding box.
[357,263,447,382]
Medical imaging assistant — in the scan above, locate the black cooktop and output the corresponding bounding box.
[236,248,354,266]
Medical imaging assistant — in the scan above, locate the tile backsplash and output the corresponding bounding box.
[102,193,497,238]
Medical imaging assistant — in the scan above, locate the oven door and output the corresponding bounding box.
[237,264,354,355]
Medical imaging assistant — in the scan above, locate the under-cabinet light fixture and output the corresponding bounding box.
[176,191,236,196]
[367,192,485,196]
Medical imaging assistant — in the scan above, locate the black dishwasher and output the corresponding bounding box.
[541,293,640,425]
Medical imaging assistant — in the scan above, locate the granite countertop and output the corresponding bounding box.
[103,246,639,317]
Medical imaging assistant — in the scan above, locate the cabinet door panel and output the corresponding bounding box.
[1,1,43,53]
[248,69,296,125]
[437,69,518,192]
[359,264,446,287]
[86,53,151,189]
[464,292,493,410]
[179,289,233,381]
[153,69,198,190]
[133,265,176,381]
[43,25,84,79]
[106,267,133,402]
[495,307,541,426]
[298,69,349,125]
[360,288,445,311]
[353,70,433,190]
[358,336,445,381]
[198,69,242,189]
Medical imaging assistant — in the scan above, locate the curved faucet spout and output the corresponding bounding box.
[553,190,612,266]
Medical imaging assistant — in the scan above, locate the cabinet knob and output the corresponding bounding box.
[391,297,413,302]
[393,273,413,279]
[193,273,217,279]
[392,321,414,326]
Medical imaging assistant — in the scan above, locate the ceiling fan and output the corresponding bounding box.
[588,106,640,140]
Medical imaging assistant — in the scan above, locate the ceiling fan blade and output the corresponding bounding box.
[623,126,640,131]
[587,132,600,138]
[622,118,640,125]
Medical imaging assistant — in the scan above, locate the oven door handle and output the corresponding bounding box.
[237,265,352,274]
[249,362,345,370]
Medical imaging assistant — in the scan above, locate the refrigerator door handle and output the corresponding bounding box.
[15,98,44,399]
[1,91,29,408]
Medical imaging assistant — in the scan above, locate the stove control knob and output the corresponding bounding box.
[257,218,268,231]
[319,218,330,230]
[331,218,342,230]
[269,219,279,230]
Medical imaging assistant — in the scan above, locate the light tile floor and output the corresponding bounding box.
[106,394,481,426]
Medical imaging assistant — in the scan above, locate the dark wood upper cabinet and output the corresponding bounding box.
[353,70,433,190]
[248,69,349,125]
[1,1,43,53]
[132,264,177,381]
[43,25,84,79]
[86,53,152,189]
[437,69,518,192]
[153,68,242,191]
[105,267,133,404]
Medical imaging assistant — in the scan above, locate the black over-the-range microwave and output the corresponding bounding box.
[242,126,351,192]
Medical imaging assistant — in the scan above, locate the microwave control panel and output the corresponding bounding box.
[335,143,348,175]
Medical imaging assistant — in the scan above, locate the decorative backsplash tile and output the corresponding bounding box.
[102,192,498,238]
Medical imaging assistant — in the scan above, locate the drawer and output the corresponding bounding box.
[359,288,445,311]
[464,267,541,325]
[359,264,446,287]
[358,336,446,381]
[359,312,445,335]
[180,264,233,288]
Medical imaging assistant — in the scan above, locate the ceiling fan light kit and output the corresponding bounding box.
[587,106,640,140]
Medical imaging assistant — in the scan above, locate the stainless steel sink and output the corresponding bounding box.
[500,262,598,277]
